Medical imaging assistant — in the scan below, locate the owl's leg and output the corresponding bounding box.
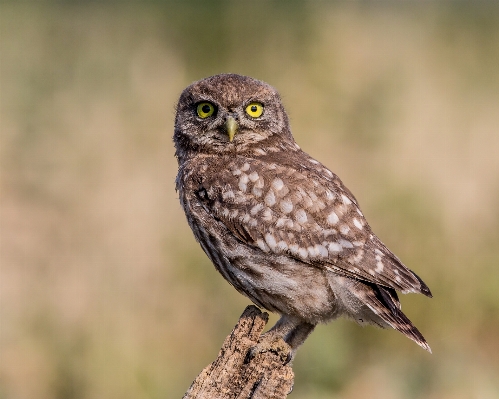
[248,314,316,362]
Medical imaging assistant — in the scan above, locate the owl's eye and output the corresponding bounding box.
[245,102,264,118]
[196,102,216,118]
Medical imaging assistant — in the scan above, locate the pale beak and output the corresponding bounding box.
[225,116,238,142]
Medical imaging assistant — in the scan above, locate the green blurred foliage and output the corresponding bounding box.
[1,1,499,398]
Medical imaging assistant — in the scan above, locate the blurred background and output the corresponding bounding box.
[1,1,499,398]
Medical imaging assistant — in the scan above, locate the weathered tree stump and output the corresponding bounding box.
[183,305,294,399]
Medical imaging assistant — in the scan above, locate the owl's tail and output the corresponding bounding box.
[350,280,432,353]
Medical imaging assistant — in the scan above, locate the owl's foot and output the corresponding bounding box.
[246,333,293,365]
[246,315,316,364]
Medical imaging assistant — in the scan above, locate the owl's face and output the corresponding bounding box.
[174,74,291,160]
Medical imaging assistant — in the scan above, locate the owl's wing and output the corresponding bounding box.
[199,155,431,297]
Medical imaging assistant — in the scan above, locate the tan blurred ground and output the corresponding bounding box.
[1,2,499,398]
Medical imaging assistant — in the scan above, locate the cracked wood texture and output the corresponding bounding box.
[183,305,294,399]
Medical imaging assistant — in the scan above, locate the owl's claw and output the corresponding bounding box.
[246,335,292,364]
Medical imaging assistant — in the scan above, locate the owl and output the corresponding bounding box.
[174,74,432,356]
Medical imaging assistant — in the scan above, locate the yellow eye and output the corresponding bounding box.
[245,102,264,118]
[197,102,216,118]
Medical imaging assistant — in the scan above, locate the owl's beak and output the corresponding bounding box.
[225,116,238,142]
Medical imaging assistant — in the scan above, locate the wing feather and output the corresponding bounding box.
[197,154,431,297]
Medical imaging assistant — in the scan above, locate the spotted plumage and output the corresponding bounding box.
[174,74,432,355]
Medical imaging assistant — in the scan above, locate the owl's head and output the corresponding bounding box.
[174,74,292,161]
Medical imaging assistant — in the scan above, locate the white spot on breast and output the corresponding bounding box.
[340,225,350,235]
[277,241,288,251]
[353,218,363,230]
[222,190,235,200]
[339,239,353,248]
[350,249,364,264]
[328,242,342,253]
[298,247,309,259]
[232,169,241,176]
[315,244,328,257]
[323,229,337,237]
[279,198,293,214]
[294,209,307,224]
[251,203,264,215]
[289,243,299,254]
[222,208,230,217]
[257,239,270,252]
[327,211,339,225]
[252,187,263,197]
[307,246,317,257]
[242,214,251,223]
[341,194,352,205]
[375,261,384,273]
[262,208,273,221]
[249,218,258,227]
[241,163,250,171]
[239,174,248,192]
[248,171,259,182]
[265,233,277,250]
[230,209,238,218]
[271,178,284,191]
[353,241,364,247]
[275,217,289,228]
[265,190,276,207]
[325,190,335,201]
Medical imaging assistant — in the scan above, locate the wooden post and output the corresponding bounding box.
[183,305,294,399]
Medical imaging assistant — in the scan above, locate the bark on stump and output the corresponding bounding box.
[183,305,294,399]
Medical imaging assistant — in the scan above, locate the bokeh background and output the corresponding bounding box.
[2,1,499,398]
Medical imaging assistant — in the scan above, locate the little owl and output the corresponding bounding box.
[174,74,432,357]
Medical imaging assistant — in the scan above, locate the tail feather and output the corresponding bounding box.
[350,281,432,353]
